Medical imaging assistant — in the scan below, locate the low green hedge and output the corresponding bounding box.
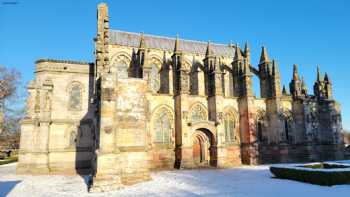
[0,156,18,165]
[299,163,350,169]
[270,163,350,186]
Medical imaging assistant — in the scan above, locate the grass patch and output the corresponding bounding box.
[0,156,18,165]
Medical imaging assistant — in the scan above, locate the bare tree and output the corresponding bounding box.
[0,66,20,100]
[0,65,21,135]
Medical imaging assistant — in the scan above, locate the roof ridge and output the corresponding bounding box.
[109,29,232,47]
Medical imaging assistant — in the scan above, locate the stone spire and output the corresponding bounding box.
[233,44,243,62]
[258,46,271,98]
[290,64,302,98]
[314,66,332,99]
[231,44,243,97]
[324,72,333,99]
[241,58,253,97]
[243,58,251,75]
[211,57,223,96]
[139,32,146,49]
[172,35,187,95]
[317,65,322,82]
[204,41,216,73]
[293,64,299,81]
[259,46,270,64]
[271,59,281,97]
[301,76,308,96]
[314,67,321,99]
[174,34,181,53]
[244,42,250,62]
[136,32,148,78]
[324,72,330,83]
[206,41,214,57]
[272,59,279,76]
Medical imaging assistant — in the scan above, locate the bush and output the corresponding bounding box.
[270,163,350,186]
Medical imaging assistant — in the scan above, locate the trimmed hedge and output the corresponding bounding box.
[300,163,350,169]
[270,164,350,186]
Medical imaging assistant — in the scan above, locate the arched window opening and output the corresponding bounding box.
[284,119,289,141]
[153,108,172,143]
[224,112,236,142]
[117,61,129,79]
[222,67,235,97]
[69,83,82,111]
[280,110,293,143]
[256,109,267,143]
[159,63,170,94]
[150,64,160,93]
[221,71,226,96]
[190,65,199,95]
[228,71,234,97]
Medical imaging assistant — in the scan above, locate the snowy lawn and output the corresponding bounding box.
[1,162,350,197]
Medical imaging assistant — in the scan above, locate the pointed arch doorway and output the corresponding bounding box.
[192,128,217,167]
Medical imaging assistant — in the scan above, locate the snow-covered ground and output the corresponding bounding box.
[1,162,350,197]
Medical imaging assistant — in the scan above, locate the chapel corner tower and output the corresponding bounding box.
[90,3,151,192]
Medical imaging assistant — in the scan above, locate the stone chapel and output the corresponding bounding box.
[17,3,345,191]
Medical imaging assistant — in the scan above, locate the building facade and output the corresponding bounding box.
[17,3,344,192]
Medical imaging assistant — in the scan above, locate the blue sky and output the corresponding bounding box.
[0,0,349,130]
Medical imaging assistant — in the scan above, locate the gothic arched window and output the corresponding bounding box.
[284,119,289,141]
[280,109,293,143]
[114,54,131,79]
[256,109,267,143]
[150,64,160,93]
[224,112,237,142]
[228,71,234,97]
[117,61,129,79]
[190,64,199,95]
[68,83,82,111]
[153,108,172,143]
[283,117,293,143]
[159,63,170,94]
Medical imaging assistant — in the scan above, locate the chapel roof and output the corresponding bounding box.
[108,29,237,57]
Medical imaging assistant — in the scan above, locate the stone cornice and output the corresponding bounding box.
[35,58,91,65]
[35,59,94,74]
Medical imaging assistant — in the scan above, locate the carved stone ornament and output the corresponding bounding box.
[102,88,114,101]
[104,126,113,134]
[182,111,189,121]
[217,112,223,122]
